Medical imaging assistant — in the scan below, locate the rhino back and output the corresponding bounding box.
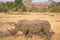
[17,20,43,33]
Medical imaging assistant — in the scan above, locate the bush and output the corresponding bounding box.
[9,7,16,12]
[18,8,23,12]
[48,5,60,12]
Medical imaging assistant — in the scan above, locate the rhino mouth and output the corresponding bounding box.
[7,22,18,35]
[7,28,17,35]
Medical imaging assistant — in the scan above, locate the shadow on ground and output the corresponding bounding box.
[0,32,11,38]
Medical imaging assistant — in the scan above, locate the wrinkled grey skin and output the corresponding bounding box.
[7,19,51,37]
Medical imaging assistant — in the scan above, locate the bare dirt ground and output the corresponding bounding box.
[0,12,60,40]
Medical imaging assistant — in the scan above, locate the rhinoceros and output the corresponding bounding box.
[7,19,51,37]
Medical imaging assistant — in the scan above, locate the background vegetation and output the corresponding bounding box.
[0,0,60,13]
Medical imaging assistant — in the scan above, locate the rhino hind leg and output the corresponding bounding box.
[42,27,50,36]
[42,21,51,36]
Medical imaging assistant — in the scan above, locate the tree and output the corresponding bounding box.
[14,0,23,8]
[5,2,14,10]
[0,2,7,12]
[47,2,60,12]
[13,0,24,11]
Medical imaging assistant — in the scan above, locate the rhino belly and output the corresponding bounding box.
[28,24,42,33]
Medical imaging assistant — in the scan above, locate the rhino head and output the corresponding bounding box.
[7,22,19,35]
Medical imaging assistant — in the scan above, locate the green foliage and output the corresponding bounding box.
[5,0,25,12]
[26,6,38,12]
[18,8,23,12]
[40,8,47,12]
[0,2,7,12]
[11,0,25,12]
[0,0,60,13]
[14,0,23,8]
[5,2,14,10]
[9,7,16,12]
[41,2,60,13]
[0,3,4,12]
[47,3,60,12]
[56,2,60,5]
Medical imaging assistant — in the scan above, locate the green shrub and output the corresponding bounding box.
[18,8,23,12]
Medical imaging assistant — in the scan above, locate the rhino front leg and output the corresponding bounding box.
[7,27,19,35]
[23,30,32,38]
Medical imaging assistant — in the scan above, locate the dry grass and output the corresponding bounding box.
[0,12,60,40]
